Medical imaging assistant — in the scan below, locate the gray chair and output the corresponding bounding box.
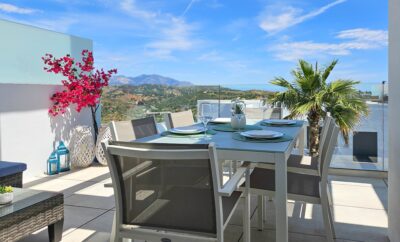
[261,116,334,176]
[102,141,251,242]
[164,110,195,130]
[246,123,340,242]
[255,116,335,229]
[105,117,158,190]
[263,107,281,119]
[109,117,158,141]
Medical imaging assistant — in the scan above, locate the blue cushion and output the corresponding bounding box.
[0,161,27,177]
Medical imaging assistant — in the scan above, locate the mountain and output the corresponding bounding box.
[110,74,193,86]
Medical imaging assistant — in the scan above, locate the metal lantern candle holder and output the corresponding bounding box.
[47,151,59,175]
[57,141,70,172]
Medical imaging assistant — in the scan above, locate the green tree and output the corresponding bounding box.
[269,60,368,156]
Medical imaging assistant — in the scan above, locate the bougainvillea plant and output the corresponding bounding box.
[43,50,117,142]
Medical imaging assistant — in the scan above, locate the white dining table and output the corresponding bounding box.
[135,120,306,242]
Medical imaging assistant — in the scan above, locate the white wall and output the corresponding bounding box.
[388,0,400,241]
[0,19,92,85]
[0,84,93,175]
[0,20,94,176]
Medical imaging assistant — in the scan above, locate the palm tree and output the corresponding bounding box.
[269,59,368,156]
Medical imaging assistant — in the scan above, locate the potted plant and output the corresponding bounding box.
[231,98,246,129]
[0,186,13,204]
[42,50,117,166]
[42,50,117,145]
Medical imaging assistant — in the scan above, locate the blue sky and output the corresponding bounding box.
[0,0,388,87]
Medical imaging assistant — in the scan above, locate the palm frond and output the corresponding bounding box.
[270,77,295,90]
[328,80,360,95]
[298,60,314,79]
[321,60,338,82]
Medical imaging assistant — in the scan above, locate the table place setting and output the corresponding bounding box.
[232,129,294,143]
[161,126,217,138]
[211,123,262,132]
[260,119,303,127]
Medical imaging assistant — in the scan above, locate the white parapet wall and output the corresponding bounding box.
[0,84,94,175]
[0,19,94,176]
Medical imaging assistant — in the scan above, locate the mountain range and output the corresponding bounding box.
[110,74,193,86]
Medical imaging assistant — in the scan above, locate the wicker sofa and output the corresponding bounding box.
[0,161,27,188]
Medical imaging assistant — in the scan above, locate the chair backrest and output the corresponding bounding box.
[164,110,195,130]
[102,141,222,235]
[110,117,158,141]
[317,116,333,163]
[320,123,340,183]
[131,116,158,139]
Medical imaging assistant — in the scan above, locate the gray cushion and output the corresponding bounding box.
[287,155,318,172]
[247,168,320,198]
[129,186,241,234]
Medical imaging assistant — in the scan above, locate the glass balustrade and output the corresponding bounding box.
[101,81,388,172]
[331,82,388,172]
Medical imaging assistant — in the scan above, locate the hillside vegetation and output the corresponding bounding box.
[101,84,272,123]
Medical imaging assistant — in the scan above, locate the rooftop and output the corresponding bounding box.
[19,166,388,242]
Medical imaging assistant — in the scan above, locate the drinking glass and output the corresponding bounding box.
[199,103,213,138]
[260,99,269,120]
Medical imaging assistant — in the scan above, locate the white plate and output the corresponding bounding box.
[169,127,206,134]
[240,130,284,139]
[262,119,297,125]
[209,118,231,124]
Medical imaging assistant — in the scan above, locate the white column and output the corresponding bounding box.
[388,0,400,241]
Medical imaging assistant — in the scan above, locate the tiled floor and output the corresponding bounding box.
[19,166,388,242]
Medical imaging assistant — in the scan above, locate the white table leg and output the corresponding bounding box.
[243,168,251,242]
[275,153,288,242]
[298,125,305,155]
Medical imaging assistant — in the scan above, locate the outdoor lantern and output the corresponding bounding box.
[57,141,70,172]
[47,151,59,175]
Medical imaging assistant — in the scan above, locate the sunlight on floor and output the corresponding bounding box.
[20,166,388,242]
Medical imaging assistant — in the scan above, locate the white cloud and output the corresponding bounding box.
[337,28,388,47]
[120,0,157,20]
[0,3,38,14]
[198,51,225,62]
[146,18,193,53]
[145,17,198,59]
[181,0,199,17]
[118,1,201,59]
[259,0,346,34]
[197,51,251,71]
[269,28,388,61]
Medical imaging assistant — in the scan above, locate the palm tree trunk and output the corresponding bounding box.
[308,111,320,156]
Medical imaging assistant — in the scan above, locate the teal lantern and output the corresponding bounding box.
[57,141,70,172]
[47,151,59,175]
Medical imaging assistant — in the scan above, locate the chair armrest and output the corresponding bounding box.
[219,165,249,197]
